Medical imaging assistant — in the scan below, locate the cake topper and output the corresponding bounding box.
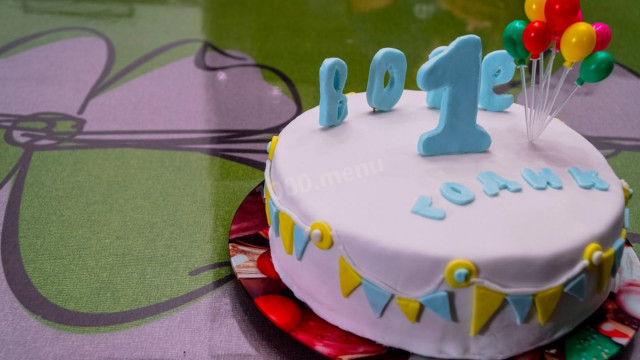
[479,50,516,112]
[318,38,517,154]
[366,48,407,111]
[425,46,446,109]
[416,35,492,156]
[504,0,614,141]
[319,58,348,127]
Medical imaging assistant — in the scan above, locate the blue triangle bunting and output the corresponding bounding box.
[505,294,532,325]
[293,225,310,261]
[362,279,393,318]
[624,207,630,228]
[612,237,625,276]
[268,199,280,237]
[564,273,587,301]
[419,291,452,322]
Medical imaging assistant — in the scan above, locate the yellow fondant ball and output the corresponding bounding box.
[445,259,477,288]
[583,243,603,268]
[310,221,333,250]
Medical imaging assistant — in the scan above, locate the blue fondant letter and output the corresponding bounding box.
[440,182,475,205]
[568,167,610,191]
[479,50,516,112]
[411,196,446,220]
[477,171,522,197]
[426,46,447,109]
[319,58,348,127]
[366,48,407,111]
[416,35,491,156]
[521,168,562,190]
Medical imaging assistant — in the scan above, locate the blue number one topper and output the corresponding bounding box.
[319,58,348,127]
[366,48,407,111]
[479,50,516,112]
[416,35,492,156]
[426,46,447,109]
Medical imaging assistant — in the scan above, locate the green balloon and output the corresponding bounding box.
[577,51,614,85]
[502,20,530,66]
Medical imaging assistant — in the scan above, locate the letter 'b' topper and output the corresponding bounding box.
[319,58,348,127]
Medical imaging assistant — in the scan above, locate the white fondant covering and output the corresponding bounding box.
[267,91,624,359]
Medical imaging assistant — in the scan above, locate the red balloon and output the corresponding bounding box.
[523,21,552,59]
[545,0,581,39]
[558,9,582,50]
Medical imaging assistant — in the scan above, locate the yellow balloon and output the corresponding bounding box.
[560,22,596,67]
[524,0,546,21]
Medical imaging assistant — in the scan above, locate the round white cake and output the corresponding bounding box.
[264,90,625,359]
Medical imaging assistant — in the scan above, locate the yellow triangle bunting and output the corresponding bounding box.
[534,285,563,325]
[598,248,615,294]
[396,297,422,323]
[338,256,362,297]
[279,212,294,255]
[470,286,505,336]
[264,187,271,226]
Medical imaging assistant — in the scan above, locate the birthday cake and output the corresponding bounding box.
[262,21,624,360]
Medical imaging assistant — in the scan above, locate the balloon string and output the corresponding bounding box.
[537,47,556,136]
[520,65,530,140]
[534,83,582,140]
[540,60,567,128]
[534,52,545,132]
[534,48,553,137]
[536,65,571,139]
[529,59,538,142]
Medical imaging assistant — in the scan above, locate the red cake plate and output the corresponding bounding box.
[229,183,640,359]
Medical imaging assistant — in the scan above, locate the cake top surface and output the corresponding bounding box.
[269,90,623,293]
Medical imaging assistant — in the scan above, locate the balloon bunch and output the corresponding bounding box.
[503,0,614,141]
